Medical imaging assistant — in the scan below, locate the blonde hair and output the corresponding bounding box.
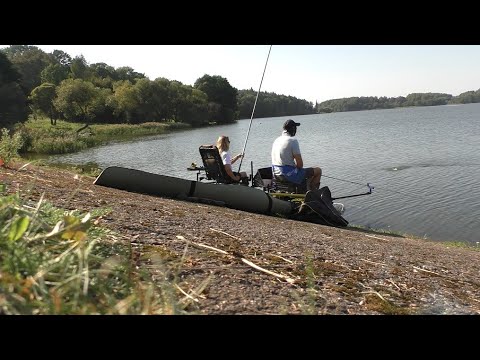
[216,136,230,152]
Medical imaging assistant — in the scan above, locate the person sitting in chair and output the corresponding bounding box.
[271,119,322,191]
[217,135,248,183]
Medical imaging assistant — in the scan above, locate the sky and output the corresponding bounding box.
[5,45,480,104]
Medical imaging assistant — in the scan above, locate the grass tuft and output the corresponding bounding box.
[0,185,187,314]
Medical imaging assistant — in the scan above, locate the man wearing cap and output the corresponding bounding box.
[271,119,322,191]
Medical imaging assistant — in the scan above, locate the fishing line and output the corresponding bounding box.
[322,174,366,187]
[237,45,272,173]
[323,174,422,200]
[371,186,424,199]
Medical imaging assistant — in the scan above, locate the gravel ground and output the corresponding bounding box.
[2,163,480,315]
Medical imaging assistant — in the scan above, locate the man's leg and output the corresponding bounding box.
[305,167,318,191]
[310,167,322,190]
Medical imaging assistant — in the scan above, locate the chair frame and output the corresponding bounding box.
[253,167,307,194]
[198,145,235,184]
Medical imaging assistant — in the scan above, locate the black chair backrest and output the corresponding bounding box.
[199,145,231,184]
[253,167,273,189]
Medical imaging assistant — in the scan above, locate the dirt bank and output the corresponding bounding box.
[2,164,479,314]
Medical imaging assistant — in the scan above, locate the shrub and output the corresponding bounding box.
[0,128,24,167]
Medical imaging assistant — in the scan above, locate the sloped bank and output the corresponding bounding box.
[1,163,479,314]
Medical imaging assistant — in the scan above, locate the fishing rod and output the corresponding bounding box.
[332,183,374,200]
[270,183,373,201]
[320,174,374,199]
[237,45,272,173]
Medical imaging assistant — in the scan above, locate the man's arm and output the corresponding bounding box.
[291,139,303,169]
[293,154,303,169]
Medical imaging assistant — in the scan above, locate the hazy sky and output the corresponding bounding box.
[8,45,480,103]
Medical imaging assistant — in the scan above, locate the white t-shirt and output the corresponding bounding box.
[220,151,231,166]
[271,131,301,167]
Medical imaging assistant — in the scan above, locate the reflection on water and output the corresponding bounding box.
[48,103,480,244]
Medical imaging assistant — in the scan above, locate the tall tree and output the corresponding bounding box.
[70,55,90,80]
[29,83,58,125]
[54,79,103,125]
[2,45,52,96]
[41,63,70,85]
[194,74,238,124]
[0,51,21,83]
[51,50,72,67]
[114,66,145,83]
[178,87,209,126]
[109,80,140,123]
[0,52,28,126]
[90,62,115,79]
[133,78,166,123]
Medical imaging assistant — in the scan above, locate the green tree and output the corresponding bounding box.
[90,62,115,79]
[89,62,117,89]
[0,52,28,126]
[133,78,167,123]
[29,83,58,125]
[168,82,208,125]
[237,91,256,119]
[237,89,314,118]
[70,55,90,80]
[40,63,70,85]
[194,74,238,124]
[2,45,52,96]
[114,66,145,83]
[154,77,174,121]
[90,87,114,124]
[181,87,209,126]
[51,50,72,67]
[0,128,24,167]
[0,51,21,83]
[404,93,452,107]
[109,80,140,123]
[451,90,480,104]
[54,79,103,125]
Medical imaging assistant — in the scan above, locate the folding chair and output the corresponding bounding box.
[199,145,235,184]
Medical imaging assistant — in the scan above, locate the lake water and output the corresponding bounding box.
[49,103,480,244]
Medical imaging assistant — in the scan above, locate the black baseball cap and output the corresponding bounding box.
[283,119,301,129]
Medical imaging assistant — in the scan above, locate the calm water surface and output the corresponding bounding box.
[49,103,480,244]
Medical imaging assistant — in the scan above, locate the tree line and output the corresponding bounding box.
[316,91,480,113]
[2,45,480,129]
[0,45,315,128]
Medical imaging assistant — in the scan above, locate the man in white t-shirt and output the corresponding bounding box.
[271,119,322,190]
